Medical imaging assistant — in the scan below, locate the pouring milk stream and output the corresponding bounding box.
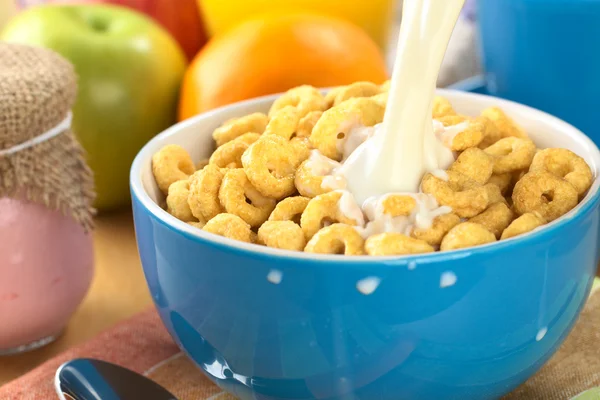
[339,0,466,205]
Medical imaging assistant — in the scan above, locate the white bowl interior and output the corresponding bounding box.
[133,89,600,259]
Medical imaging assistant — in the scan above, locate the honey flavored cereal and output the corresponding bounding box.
[512,171,578,222]
[212,112,268,147]
[188,165,225,222]
[365,233,434,256]
[501,213,546,240]
[529,148,593,196]
[440,222,497,251]
[152,144,195,194]
[304,224,365,255]
[166,179,197,222]
[203,213,255,243]
[219,169,276,228]
[150,84,594,256]
[257,221,306,251]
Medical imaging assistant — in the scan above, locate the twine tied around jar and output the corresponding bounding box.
[0,43,95,231]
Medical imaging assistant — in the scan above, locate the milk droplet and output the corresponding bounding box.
[440,271,457,288]
[267,269,283,285]
[536,327,547,341]
[356,277,381,295]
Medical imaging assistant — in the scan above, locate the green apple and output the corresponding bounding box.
[571,388,600,400]
[2,4,186,211]
[0,1,17,31]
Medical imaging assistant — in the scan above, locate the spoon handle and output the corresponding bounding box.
[55,358,178,400]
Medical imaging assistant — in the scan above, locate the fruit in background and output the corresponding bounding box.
[2,4,186,211]
[178,12,389,120]
[0,0,17,30]
[197,0,395,51]
[97,0,206,60]
[24,0,207,60]
[571,388,600,400]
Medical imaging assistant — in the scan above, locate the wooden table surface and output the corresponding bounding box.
[0,211,152,386]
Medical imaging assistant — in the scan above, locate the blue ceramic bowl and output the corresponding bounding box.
[130,90,600,400]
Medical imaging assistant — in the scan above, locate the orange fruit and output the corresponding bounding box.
[178,12,389,120]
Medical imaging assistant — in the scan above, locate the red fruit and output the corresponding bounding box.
[30,0,207,60]
[109,0,207,60]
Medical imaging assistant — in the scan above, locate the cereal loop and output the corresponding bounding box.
[213,113,268,147]
[469,202,514,238]
[529,148,593,196]
[209,133,261,168]
[432,96,456,119]
[264,106,301,140]
[242,135,302,199]
[301,191,363,240]
[366,233,434,256]
[440,222,497,251]
[411,213,461,246]
[446,170,477,189]
[421,173,489,218]
[269,85,327,118]
[152,144,195,194]
[304,224,365,255]
[484,137,536,174]
[512,171,579,222]
[332,82,381,106]
[188,221,205,230]
[166,179,197,222]
[219,169,276,228]
[448,148,493,185]
[188,165,224,222]
[487,173,513,195]
[485,183,508,206]
[481,107,528,139]
[324,86,344,108]
[512,169,527,186]
[311,97,385,160]
[437,115,484,151]
[289,137,312,163]
[196,159,209,171]
[370,92,389,108]
[269,196,310,224]
[203,213,255,243]
[381,195,417,217]
[477,116,503,148]
[295,155,339,198]
[501,213,546,240]
[296,111,323,139]
[257,221,306,251]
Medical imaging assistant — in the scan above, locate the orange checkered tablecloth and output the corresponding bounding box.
[2,283,600,400]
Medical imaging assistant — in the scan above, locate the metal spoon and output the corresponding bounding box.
[55,358,178,400]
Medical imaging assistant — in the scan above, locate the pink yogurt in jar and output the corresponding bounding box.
[0,196,94,353]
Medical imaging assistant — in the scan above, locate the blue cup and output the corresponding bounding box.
[477,0,600,144]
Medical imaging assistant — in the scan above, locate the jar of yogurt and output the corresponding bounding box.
[0,43,95,354]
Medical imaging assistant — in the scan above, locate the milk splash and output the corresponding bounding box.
[339,0,467,204]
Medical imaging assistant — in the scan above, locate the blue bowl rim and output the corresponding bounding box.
[130,89,600,265]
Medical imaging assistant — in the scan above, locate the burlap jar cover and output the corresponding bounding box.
[0,42,95,230]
